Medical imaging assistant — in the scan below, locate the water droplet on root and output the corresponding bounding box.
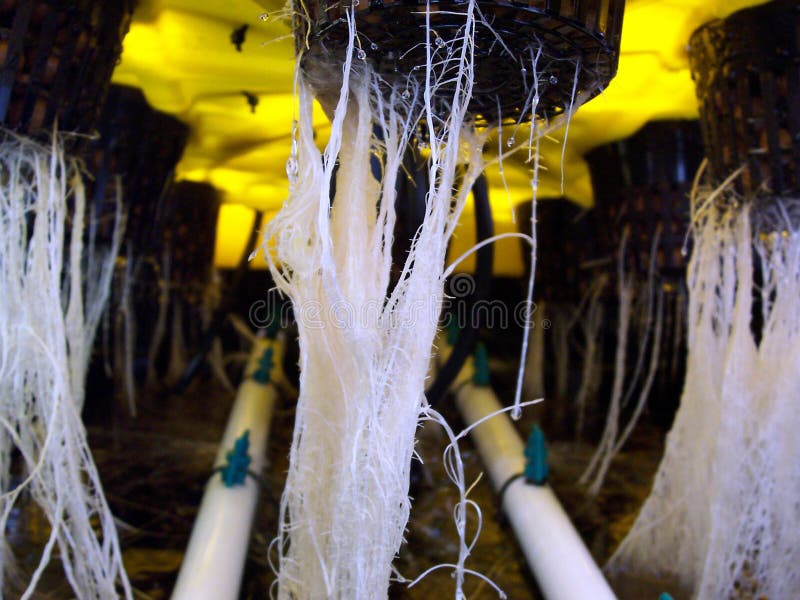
[286,156,299,180]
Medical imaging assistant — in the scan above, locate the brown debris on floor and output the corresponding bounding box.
[7,368,671,599]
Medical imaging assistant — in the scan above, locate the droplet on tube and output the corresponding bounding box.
[370,42,378,50]
[401,89,410,100]
[435,36,445,48]
[259,12,269,21]
[357,48,367,60]
[511,407,522,421]
[507,136,515,147]
[549,75,558,85]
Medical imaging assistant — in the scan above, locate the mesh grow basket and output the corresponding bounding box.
[689,0,800,199]
[585,120,704,281]
[88,85,190,251]
[166,181,222,304]
[119,181,220,376]
[296,0,625,123]
[0,1,135,136]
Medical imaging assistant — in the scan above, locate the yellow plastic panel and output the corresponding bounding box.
[214,203,258,268]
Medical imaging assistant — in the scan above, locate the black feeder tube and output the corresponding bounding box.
[426,172,493,406]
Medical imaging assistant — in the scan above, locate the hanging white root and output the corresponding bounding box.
[209,334,233,391]
[579,230,632,486]
[263,2,497,595]
[522,300,546,400]
[608,184,800,598]
[580,224,664,495]
[0,134,131,599]
[202,269,235,392]
[116,247,139,417]
[668,288,686,382]
[146,243,172,388]
[166,299,187,386]
[265,0,601,593]
[574,274,606,442]
[592,287,663,489]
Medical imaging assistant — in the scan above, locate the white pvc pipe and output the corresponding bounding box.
[172,336,282,600]
[455,381,617,600]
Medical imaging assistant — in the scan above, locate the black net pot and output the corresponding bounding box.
[689,0,800,200]
[584,122,702,431]
[0,0,136,137]
[517,196,600,304]
[88,84,190,252]
[296,0,625,123]
[585,119,704,284]
[165,181,222,305]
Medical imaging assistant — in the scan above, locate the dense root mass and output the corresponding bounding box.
[608,187,800,598]
[0,135,130,598]
[264,0,602,594]
[263,3,492,597]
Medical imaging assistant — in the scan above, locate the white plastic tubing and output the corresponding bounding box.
[172,336,282,600]
[451,346,617,600]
